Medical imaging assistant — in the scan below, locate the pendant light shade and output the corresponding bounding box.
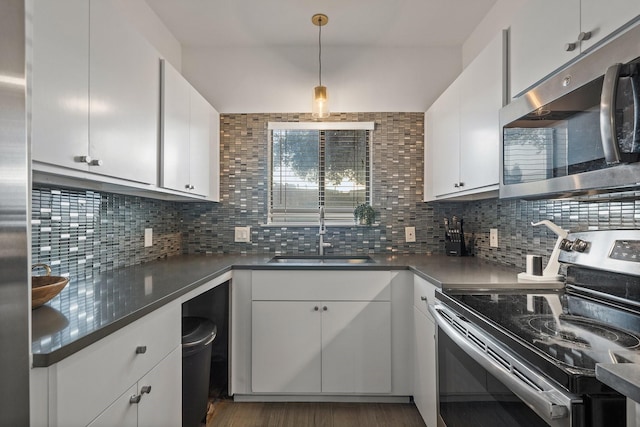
[312,14,329,118]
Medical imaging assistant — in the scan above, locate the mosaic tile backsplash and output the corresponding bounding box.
[31,112,640,282]
[31,188,182,281]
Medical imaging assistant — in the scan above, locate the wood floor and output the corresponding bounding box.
[205,401,427,427]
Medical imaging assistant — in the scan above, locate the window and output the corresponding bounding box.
[268,122,373,224]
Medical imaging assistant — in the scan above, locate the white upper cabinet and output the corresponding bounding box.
[89,0,159,184]
[510,0,640,96]
[580,0,640,51]
[31,0,89,172]
[161,60,215,198]
[32,0,159,185]
[160,61,192,193]
[458,32,504,194]
[510,0,580,97]
[428,79,461,199]
[189,91,212,197]
[426,31,505,200]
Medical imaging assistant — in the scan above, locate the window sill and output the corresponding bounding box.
[261,222,381,228]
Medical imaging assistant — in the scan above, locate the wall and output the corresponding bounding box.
[30,119,640,279]
[461,0,526,68]
[181,112,432,255]
[31,188,182,281]
[114,0,182,71]
[182,46,461,113]
[459,193,640,271]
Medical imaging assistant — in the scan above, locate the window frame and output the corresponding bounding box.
[267,122,375,225]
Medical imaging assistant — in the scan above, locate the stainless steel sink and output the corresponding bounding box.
[269,255,375,264]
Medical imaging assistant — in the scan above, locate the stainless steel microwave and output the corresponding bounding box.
[499,23,640,199]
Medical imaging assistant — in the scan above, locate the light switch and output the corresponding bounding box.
[144,228,153,247]
[405,226,416,243]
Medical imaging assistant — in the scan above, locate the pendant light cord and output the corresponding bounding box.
[318,17,322,87]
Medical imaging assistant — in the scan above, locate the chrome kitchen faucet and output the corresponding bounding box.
[319,206,332,256]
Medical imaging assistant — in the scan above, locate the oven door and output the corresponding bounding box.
[430,304,584,427]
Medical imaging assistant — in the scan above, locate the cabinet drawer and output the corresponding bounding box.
[414,275,437,317]
[50,301,180,427]
[252,270,391,301]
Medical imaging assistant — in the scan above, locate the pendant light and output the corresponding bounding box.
[312,14,329,118]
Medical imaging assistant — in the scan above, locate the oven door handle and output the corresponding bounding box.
[430,304,575,426]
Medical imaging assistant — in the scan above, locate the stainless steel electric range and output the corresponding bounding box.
[431,230,640,427]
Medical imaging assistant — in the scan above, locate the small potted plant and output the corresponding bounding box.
[353,203,375,226]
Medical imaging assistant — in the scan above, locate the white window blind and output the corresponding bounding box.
[269,123,372,224]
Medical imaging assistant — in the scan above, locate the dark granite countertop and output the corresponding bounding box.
[596,363,640,403]
[32,253,556,367]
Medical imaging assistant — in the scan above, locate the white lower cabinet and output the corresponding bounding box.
[252,300,391,394]
[249,270,392,395]
[87,346,181,427]
[45,301,181,427]
[413,275,438,427]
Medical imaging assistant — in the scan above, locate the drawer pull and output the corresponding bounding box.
[141,385,152,395]
[420,296,427,301]
[135,346,147,354]
[314,306,319,311]
[129,394,142,404]
[323,306,328,311]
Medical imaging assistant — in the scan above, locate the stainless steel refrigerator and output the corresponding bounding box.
[0,0,31,424]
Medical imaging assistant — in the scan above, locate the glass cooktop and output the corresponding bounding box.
[445,291,640,374]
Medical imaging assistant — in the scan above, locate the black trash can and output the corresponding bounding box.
[182,317,217,427]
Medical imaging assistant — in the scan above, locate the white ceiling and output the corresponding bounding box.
[144,0,498,49]
[142,0,500,113]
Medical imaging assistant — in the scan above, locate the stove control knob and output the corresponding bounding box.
[559,238,574,251]
[571,238,588,252]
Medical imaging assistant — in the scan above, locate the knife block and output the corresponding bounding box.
[445,239,466,256]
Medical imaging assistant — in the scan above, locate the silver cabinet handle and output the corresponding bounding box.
[564,42,576,52]
[129,394,141,404]
[135,346,147,354]
[458,182,464,187]
[454,183,459,188]
[89,159,103,166]
[76,155,92,164]
[578,31,591,41]
[600,63,623,164]
[140,385,152,395]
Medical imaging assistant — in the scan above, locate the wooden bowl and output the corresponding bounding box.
[32,264,69,309]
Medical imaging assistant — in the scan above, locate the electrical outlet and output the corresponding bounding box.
[405,226,416,243]
[144,228,153,247]
[234,226,251,243]
[490,228,498,248]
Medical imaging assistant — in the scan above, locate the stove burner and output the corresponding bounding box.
[519,314,640,351]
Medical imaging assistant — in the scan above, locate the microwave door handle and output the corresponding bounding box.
[600,63,622,164]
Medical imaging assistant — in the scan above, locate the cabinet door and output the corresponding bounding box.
[89,0,159,184]
[251,301,322,393]
[321,301,391,393]
[138,347,182,427]
[188,90,212,197]
[580,0,640,51]
[161,60,191,193]
[413,306,437,427]
[87,385,137,427]
[31,0,89,171]
[458,31,504,192]
[429,78,461,197]
[510,0,580,96]
[209,106,221,202]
